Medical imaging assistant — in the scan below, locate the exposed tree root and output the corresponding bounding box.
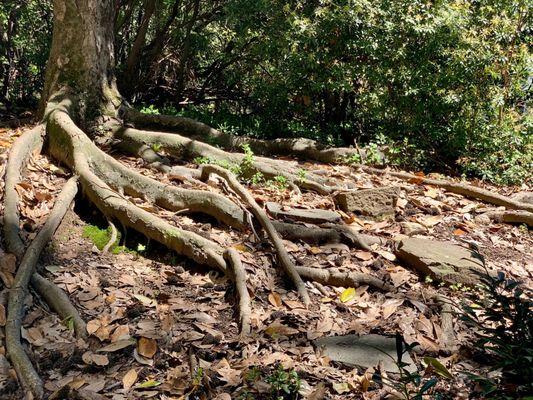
[123,107,360,164]
[478,210,533,227]
[114,126,335,195]
[201,164,311,305]
[102,220,118,253]
[123,109,532,223]
[271,221,386,250]
[3,125,44,256]
[224,249,251,336]
[6,177,78,399]
[3,127,87,338]
[358,165,533,214]
[295,265,394,292]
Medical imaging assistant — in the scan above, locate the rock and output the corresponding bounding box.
[335,187,400,217]
[265,202,341,224]
[400,222,427,236]
[315,334,416,373]
[395,237,489,285]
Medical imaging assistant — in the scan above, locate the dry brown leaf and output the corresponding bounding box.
[268,292,282,307]
[86,319,101,335]
[97,338,136,353]
[382,298,404,319]
[110,325,130,342]
[354,251,373,261]
[137,337,157,358]
[122,368,138,391]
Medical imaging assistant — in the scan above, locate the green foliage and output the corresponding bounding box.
[461,271,533,397]
[372,336,452,400]
[265,365,301,400]
[82,224,127,254]
[3,0,531,184]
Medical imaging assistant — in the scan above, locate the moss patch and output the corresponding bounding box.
[82,224,119,253]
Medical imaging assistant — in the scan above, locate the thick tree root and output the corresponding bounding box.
[123,107,360,164]
[6,177,78,399]
[358,165,533,214]
[224,249,251,336]
[201,164,311,305]
[123,109,533,223]
[3,128,86,339]
[47,101,228,273]
[271,221,386,250]
[478,210,533,227]
[295,266,394,292]
[3,126,44,256]
[114,126,335,194]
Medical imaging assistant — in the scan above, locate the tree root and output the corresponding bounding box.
[6,177,78,399]
[478,210,533,227]
[3,127,87,340]
[224,249,251,336]
[358,165,533,214]
[114,126,335,195]
[271,221,386,251]
[201,164,311,305]
[3,125,44,257]
[295,265,394,292]
[123,107,360,164]
[102,220,118,253]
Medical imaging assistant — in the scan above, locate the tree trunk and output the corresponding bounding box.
[39,0,121,122]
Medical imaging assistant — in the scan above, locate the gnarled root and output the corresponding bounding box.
[478,210,533,227]
[6,177,78,399]
[123,107,361,164]
[295,265,394,292]
[200,164,311,305]
[271,221,386,251]
[102,220,118,253]
[114,126,335,195]
[3,125,44,256]
[358,165,533,214]
[224,249,251,336]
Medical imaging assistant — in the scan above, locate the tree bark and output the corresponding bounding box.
[40,0,122,122]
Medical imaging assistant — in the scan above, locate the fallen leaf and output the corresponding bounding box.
[424,357,453,379]
[122,368,138,391]
[354,251,373,261]
[133,294,157,307]
[339,288,356,303]
[137,380,161,388]
[86,319,101,335]
[97,338,136,353]
[268,292,282,307]
[137,337,157,358]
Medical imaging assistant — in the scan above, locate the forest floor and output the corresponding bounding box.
[0,122,531,400]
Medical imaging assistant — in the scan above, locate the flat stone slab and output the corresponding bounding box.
[395,237,487,285]
[315,334,416,373]
[265,202,341,224]
[335,187,400,217]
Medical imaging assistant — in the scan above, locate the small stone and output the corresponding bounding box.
[265,202,341,224]
[400,222,427,236]
[335,187,400,217]
[315,334,416,373]
[395,237,491,285]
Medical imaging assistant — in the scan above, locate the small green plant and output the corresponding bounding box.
[265,364,301,400]
[239,143,256,178]
[193,156,211,165]
[296,169,307,182]
[344,153,362,165]
[372,335,451,400]
[461,271,533,398]
[270,175,288,190]
[151,142,162,152]
[140,104,160,115]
